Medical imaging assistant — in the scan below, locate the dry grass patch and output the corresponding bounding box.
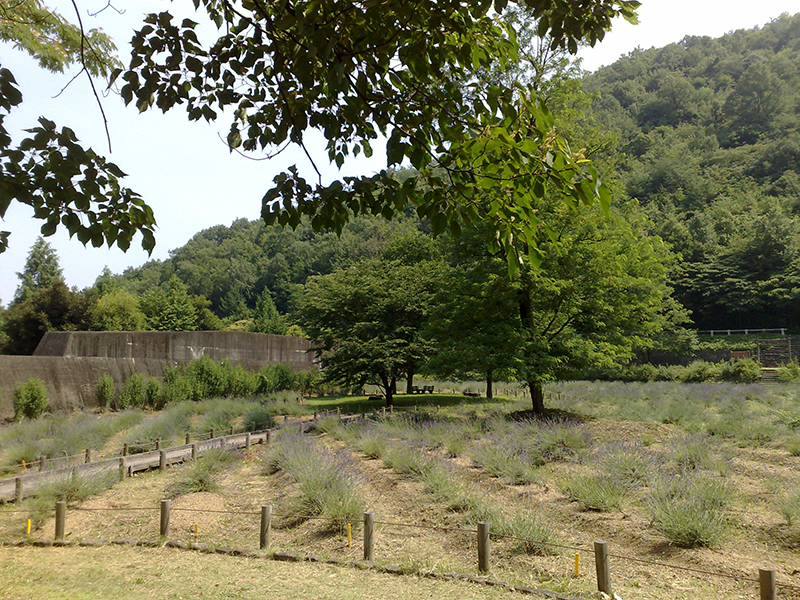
[0,546,528,600]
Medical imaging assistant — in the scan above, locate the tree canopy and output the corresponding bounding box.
[0,0,156,254]
[118,0,638,272]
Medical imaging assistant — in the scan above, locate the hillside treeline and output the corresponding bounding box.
[585,12,800,330]
[3,15,800,383]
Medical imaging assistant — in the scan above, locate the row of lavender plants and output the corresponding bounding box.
[318,411,799,549]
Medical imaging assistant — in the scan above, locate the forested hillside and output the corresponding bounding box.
[4,15,800,380]
[584,12,800,330]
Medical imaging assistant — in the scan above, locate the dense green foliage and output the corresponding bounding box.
[117,1,638,272]
[584,12,800,330]
[0,1,155,254]
[12,377,49,420]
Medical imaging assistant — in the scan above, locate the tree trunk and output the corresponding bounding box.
[486,369,493,401]
[380,374,394,407]
[530,381,545,415]
[406,366,415,395]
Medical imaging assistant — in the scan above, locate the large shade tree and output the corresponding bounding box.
[434,200,682,414]
[297,233,440,405]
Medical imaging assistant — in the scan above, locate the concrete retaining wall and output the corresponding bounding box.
[1,332,318,419]
[0,356,169,417]
[35,331,315,370]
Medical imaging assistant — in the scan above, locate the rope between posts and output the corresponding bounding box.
[606,551,760,584]
[490,531,592,554]
[373,519,476,535]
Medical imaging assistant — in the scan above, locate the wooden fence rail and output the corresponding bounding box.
[0,409,353,503]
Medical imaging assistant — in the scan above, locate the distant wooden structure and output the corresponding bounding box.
[757,337,800,367]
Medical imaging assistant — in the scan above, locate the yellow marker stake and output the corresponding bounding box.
[347,523,352,549]
[27,519,31,536]
[21,460,26,470]
[194,523,198,537]
[574,552,580,577]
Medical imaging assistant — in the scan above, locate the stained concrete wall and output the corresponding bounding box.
[0,356,169,417]
[34,331,316,370]
[1,332,318,419]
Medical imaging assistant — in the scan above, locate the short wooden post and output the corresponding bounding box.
[760,568,777,600]
[478,521,490,573]
[185,433,191,445]
[245,432,251,450]
[210,428,215,439]
[85,448,92,463]
[15,478,23,502]
[119,457,128,481]
[160,499,171,538]
[159,450,167,472]
[230,426,234,436]
[266,430,272,444]
[155,438,162,450]
[55,501,66,541]
[363,511,375,561]
[123,443,129,457]
[39,455,46,471]
[594,540,611,595]
[191,443,198,460]
[260,504,272,550]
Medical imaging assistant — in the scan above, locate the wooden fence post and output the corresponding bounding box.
[245,432,251,450]
[123,443,128,457]
[85,448,92,463]
[119,457,128,481]
[266,430,272,444]
[185,433,191,445]
[160,499,171,538]
[230,426,234,436]
[594,540,611,595]
[159,450,167,472]
[15,478,22,502]
[55,501,66,541]
[39,455,46,471]
[363,512,375,562]
[760,568,777,600]
[191,444,198,460]
[478,521,490,573]
[156,438,162,450]
[260,504,272,550]
[210,428,215,440]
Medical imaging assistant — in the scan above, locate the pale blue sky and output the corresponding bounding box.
[1,0,799,305]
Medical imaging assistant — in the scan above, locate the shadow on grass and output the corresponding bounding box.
[507,408,595,424]
[305,393,516,415]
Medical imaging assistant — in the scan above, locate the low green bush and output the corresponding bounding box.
[646,475,734,548]
[258,363,297,394]
[13,378,49,420]
[96,374,116,410]
[679,361,723,383]
[719,359,762,383]
[119,373,147,409]
[563,472,627,511]
[165,447,237,498]
[497,512,559,555]
[778,362,800,382]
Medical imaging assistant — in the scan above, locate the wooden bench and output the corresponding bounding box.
[410,385,435,394]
